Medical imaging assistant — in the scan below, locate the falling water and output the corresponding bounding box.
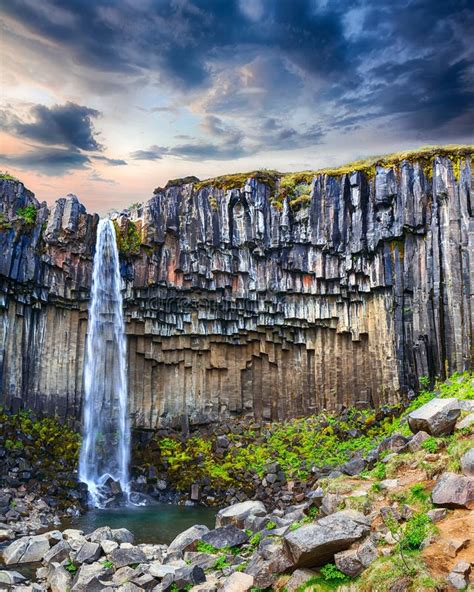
[79,218,130,507]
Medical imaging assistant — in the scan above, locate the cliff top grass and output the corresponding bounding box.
[161,144,472,211]
[0,171,18,181]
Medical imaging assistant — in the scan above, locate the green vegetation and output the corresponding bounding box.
[16,204,38,225]
[421,436,438,453]
[0,171,18,181]
[64,560,78,574]
[134,371,473,498]
[102,559,114,569]
[113,219,142,256]
[320,563,350,583]
[196,541,219,554]
[185,145,473,212]
[0,213,12,231]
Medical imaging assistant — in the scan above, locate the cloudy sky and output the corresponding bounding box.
[0,0,473,213]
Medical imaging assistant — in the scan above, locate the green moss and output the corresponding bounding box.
[0,213,12,231]
[17,204,38,225]
[113,219,141,256]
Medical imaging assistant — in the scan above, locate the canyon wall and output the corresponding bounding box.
[0,153,472,427]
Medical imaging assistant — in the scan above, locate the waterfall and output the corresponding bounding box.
[79,218,130,507]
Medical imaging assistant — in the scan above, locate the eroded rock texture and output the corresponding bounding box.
[0,154,472,427]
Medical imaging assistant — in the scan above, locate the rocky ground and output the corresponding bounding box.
[0,374,473,591]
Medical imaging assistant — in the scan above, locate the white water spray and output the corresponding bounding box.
[79,218,130,507]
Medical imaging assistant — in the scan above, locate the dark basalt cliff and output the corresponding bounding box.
[0,151,472,428]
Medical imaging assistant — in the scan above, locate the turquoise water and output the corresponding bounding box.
[61,504,217,544]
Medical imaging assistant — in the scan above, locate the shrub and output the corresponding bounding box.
[421,437,438,453]
[17,204,37,225]
[401,513,431,550]
[320,563,349,582]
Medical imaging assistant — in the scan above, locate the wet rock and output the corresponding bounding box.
[2,534,50,564]
[201,525,249,549]
[168,524,210,554]
[283,510,370,568]
[408,398,461,436]
[431,472,474,509]
[216,500,267,528]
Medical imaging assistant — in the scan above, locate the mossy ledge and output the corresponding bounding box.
[159,144,473,211]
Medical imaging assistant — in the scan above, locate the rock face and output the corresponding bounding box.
[0,153,473,426]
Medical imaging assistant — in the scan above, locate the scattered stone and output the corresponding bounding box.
[444,538,469,558]
[168,524,210,553]
[173,565,206,588]
[220,571,254,592]
[334,549,363,577]
[112,528,135,544]
[201,525,249,549]
[283,510,370,568]
[431,472,474,509]
[460,448,474,477]
[379,479,399,491]
[447,561,471,590]
[427,508,447,523]
[341,457,366,476]
[408,398,461,436]
[101,540,119,554]
[216,500,267,528]
[407,431,430,452]
[283,568,317,592]
[456,413,474,430]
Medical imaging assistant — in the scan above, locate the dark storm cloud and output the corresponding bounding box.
[0,148,91,176]
[2,0,473,157]
[1,103,102,151]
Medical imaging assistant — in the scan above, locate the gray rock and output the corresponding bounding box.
[341,457,366,476]
[0,570,27,585]
[43,539,72,564]
[427,508,447,523]
[112,528,135,544]
[320,493,342,516]
[201,525,249,549]
[108,546,147,568]
[101,539,119,554]
[87,526,114,543]
[456,412,474,430]
[148,563,177,578]
[71,562,113,591]
[283,568,317,592]
[173,565,206,588]
[216,500,267,528]
[49,565,73,592]
[408,398,461,436]
[460,448,474,477]
[2,534,50,564]
[283,510,370,568]
[431,472,474,508]
[168,524,209,554]
[75,541,102,564]
[220,571,254,591]
[407,431,430,452]
[357,538,378,567]
[334,549,363,577]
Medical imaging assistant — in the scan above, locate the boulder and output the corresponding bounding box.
[49,565,73,592]
[2,534,50,564]
[320,493,342,516]
[172,565,206,588]
[341,457,366,476]
[220,571,254,591]
[0,570,27,585]
[431,472,474,509]
[408,398,460,436]
[283,568,317,592]
[201,525,249,549]
[75,541,102,564]
[334,549,363,577]
[216,500,267,528]
[283,511,370,568]
[168,524,210,554]
[43,539,72,564]
[460,448,474,477]
[108,545,147,568]
[87,526,114,542]
[456,413,474,430]
[71,562,113,591]
[111,528,134,544]
[407,431,430,452]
